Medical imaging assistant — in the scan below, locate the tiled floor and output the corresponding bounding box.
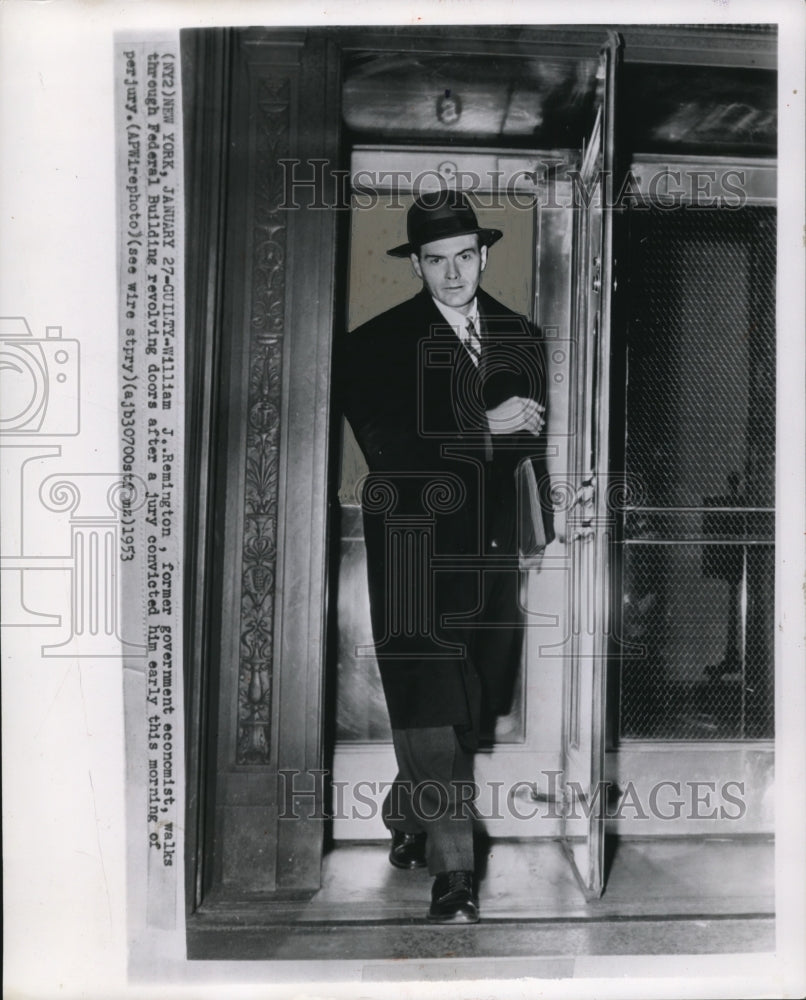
[188,836,775,960]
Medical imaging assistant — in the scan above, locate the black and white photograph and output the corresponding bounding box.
[2,3,805,999]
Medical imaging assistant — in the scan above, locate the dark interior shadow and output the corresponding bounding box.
[473,822,492,882]
[603,830,620,888]
[321,498,342,859]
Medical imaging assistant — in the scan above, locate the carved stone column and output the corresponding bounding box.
[190,29,342,897]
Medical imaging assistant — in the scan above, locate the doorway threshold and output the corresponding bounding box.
[187,836,774,961]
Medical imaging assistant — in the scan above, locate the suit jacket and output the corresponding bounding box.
[337,286,553,733]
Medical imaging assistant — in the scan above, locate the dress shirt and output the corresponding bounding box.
[431,297,482,366]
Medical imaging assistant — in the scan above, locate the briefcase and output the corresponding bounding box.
[517,459,555,570]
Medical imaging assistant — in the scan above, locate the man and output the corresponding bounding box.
[338,191,550,923]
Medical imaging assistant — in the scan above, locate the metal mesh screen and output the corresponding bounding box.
[617,206,776,741]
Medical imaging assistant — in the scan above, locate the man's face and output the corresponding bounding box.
[411,234,487,315]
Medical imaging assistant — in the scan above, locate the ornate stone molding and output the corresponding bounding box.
[236,75,290,764]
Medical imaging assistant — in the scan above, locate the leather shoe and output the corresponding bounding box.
[389,829,427,869]
[427,870,479,923]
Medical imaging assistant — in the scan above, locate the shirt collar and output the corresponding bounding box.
[431,296,479,334]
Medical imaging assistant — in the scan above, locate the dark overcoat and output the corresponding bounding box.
[338,286,552,743]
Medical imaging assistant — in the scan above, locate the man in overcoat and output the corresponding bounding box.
[338,191,551,923]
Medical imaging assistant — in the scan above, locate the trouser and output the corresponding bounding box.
[382,725,477,875]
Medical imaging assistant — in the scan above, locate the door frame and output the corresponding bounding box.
[331,147,572,841]
[183,24,626,913]
[182,24,778,921]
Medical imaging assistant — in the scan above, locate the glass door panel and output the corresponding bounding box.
[560,32,622,899]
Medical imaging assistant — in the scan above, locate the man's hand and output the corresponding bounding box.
[486,396,545,436]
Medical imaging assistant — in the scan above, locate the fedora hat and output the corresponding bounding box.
[387,191,503,258]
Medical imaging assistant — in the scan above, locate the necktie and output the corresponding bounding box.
[465,316,482,367]
[465,316,493,460]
